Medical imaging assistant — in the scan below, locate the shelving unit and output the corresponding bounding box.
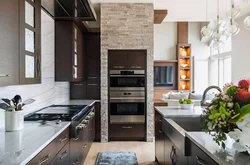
[177,43,191,91]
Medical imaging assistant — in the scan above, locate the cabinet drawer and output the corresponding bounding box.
[56,142,70,165]
[110,124,145,140]
[55,127,69,153]
[186,139,219,165]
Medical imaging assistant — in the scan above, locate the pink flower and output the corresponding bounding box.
[236,89,250,103]
[238,79,250,89]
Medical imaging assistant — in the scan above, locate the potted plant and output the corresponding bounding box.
[179,98,194,110]
[201,79,250,154]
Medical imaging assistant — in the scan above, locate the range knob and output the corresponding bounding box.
[81,119,89,124]
[76,124,86,130]
[89,112,95,117]
[85,116,91,120]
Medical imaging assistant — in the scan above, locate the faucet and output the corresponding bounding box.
[201,86,222,106]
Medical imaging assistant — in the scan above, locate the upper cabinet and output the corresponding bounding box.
[0,0,41,86]
[55,21,84,82]
[108,50,146,70]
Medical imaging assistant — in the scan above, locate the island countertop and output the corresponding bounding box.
[0,121,70,165]
[155,106,205,117]
[186,132,250,165]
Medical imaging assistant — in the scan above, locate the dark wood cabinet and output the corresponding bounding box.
[28,127,69,165]
[95,102,101,142]
[108,50,146,70]
[55,21,84,82]
[186,138,218,165]
[56,142,70,165]
[0,0,41,86]
[70,82,86,99]
[155,111,165,165]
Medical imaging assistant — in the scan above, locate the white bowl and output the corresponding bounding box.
[181,64,188,68]
[181,104,194,110]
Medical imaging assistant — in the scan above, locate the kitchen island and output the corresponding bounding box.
[155,106,250,165]
[0,121,70,165]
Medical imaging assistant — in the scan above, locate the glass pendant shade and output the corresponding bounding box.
[200,26,213,37]
[212,31,225,42]
[226,6,240,19]
[244,16,250,30]
[212,40,224,50]
[225,20,240,36]
[243,0,250,4]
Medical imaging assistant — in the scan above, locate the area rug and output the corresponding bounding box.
[95,152,138,165]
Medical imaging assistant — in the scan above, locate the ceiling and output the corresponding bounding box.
[90,0,250,22]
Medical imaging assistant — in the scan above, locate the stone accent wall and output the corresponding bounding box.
[100,3,154,142]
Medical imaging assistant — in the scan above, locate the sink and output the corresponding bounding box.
[162,116,202,155]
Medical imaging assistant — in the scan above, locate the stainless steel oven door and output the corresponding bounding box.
[110,97,145,124]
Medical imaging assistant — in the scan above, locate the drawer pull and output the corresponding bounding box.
[82,143,88,148]
[38,153,51,165]
[0,74,11,77]
[73,84,84,86]
[122,126,132,129]
[88,84,98,86]
[60,151,68,160]
[88,76,98,79]
[131,66,142,69]
[196,156,206,165]
[59,136,68,143]
[158,129,162,133]
[73,159,79,165]
[114,66,124,69]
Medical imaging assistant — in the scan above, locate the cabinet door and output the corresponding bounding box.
[165,135,173,165]
[20,0,41,84]
[127,50,146,70]
[155,112,165,165]
[56,142,70,165]
[95,102,101,142]
[70,82,86,99]
[86,81,100,99]
[0,0,19,86]
[108,50,127,70]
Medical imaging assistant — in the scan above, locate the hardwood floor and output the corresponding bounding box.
[84,141,158,165]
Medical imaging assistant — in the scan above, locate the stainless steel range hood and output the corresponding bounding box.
[42,0,97,21]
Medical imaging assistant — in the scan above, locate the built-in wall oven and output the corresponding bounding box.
[109,70,145,124]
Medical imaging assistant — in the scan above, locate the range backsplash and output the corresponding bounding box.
[0,10,70,128]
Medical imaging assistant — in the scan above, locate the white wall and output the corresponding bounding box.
[232,14,250,83]
[154,23,177,60]
[0,11,70,128]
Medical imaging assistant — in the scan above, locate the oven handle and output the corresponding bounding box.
[109,75,145,77]
[110,98,145,103]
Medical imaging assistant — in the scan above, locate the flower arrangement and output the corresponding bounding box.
[201,79,250,153]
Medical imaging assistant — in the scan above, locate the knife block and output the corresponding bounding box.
[5,111,24,132]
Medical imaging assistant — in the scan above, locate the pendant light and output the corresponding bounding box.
[200,0,213,37]
[225,19,240,36]
[243,0,250,4]
[226,0,240,19]
[244,15,250,30]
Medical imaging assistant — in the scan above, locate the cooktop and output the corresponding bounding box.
[24,105,89,121]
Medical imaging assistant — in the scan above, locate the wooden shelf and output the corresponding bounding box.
[180,79,190,81]
[180,68,190,70]
[180,56,190,59]
[154,60,178,63]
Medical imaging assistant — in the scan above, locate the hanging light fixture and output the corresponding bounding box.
[243,0,250,4]
[225,19,240,36]
[211,0,225,50]
[226,0,240,19]
[244,15,250,30]
[200,0,213,37]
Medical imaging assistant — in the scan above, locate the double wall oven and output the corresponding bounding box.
[109,70,145,124]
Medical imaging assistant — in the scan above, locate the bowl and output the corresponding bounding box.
[181,64,188,68]
[181,104,194,110]
[181,75,186,79]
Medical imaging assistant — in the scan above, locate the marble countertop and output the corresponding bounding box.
[155,106,205,117]
[187,132,250,165]
[59,99,100,107]
[0,121,71,165]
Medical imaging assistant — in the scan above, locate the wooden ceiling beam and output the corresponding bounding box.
[154,10,168,24]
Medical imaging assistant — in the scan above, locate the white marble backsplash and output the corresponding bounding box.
[0,11,70,128]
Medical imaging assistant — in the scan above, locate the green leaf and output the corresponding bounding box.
[239,104,250,119]
[220,102,226,108]
[235,103,241,113]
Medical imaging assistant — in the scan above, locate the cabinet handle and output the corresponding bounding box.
[73,84,84,86]
[38,153,51,165]
[114,66,124,69]
[131,66,142,69]
[59,136,68,143]
[60,150,68,160]
[158,118,162,122]
[73,159,79,165]
[37,59,41,76]
[88,76,98,79]
[73,137,79,141]
[196,156,206,165]
[0,74,11,77]
[88,84,98,86]
[158,129,162,133]
[122,126,132,129]
[82,143,88,148]
[78,77,84,78]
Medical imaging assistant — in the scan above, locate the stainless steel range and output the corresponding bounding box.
[24,105,95,138]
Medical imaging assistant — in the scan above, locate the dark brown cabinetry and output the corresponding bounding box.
[27,127,69,165]
[108,50,146,70]
[186,138,219,165]
[95,102,101,142]
[155,111,165,165]
[0,0,41,86]
[55,21,84,82]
